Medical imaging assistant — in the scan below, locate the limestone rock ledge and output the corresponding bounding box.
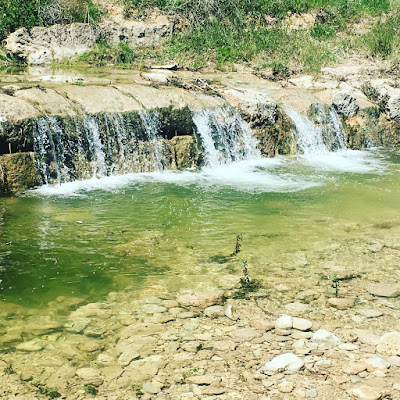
[5,17,173,65]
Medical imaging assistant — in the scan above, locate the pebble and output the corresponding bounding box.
[141,304,167,314]
[305,388,317,398]
[177,291,225,309]
[16,340,44,352]
[142,381,162,394]
[357,308,384,318]
[230,328,260,341]
[203,305,225,318]
[367,283,400,298]
[275,315,293,329]
[339,343,359,351]
[292,317,312,331]
[328,297,355,310]
[351,386,386,400]
[251,318,275,331]
[277,379,294,393]
[261,353,304,375]
[311,329,341,345]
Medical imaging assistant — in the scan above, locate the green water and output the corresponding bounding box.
[1,150,400,313]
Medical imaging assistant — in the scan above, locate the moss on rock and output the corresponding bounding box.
[0,152,41,193]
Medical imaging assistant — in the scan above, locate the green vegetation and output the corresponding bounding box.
[1,0,399,73]
[0,0,104,41]
[364,13,400,58]
[84,384,98,395]
[117,0,393,72]
[77,42,137,67]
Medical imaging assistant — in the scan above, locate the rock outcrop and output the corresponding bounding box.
[5,17,173,64]
[332,90,359,119]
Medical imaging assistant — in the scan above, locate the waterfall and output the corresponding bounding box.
[285,105,347,155]
[32,111,166,185]
[193,106,261,167]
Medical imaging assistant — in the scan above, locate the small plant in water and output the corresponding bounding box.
[232,234,242,256]
[331,274,340,297]
[233,260,262,299]
[84,384,98,395]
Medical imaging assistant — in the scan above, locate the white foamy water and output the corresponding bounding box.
[31,105,389,197]
[32,158,320,196]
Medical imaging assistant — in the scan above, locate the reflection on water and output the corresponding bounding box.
[0,149,399,312]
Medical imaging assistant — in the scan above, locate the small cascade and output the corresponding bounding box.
[285,105,347,155]
[139,110,164,172]
[193,106,261,167]
[32,110,166,185]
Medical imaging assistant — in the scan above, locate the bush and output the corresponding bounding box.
[0,0,43,41]
[78,42,137,66]
[0,0,104,41]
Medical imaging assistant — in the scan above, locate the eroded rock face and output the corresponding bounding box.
[5,17,173,64]
[367,80,400,121]
[6,24,99,64]
[333,90,359,119]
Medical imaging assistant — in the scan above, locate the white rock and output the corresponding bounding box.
[292,317,312,331]
[275,314,293,329]
[311,329,341,345]
[142,381,161,394]
[277,379,294,393]
[388,356,400,367]
[339,343,359,351]
[364,357,391,371]
[377,331,400,356]
[306,388,318,398]
[261,353,304,375]
[224,305,235,320]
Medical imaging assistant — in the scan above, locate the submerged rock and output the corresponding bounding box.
[328,297,355,310]
[377,331,400,356]
[177,291,225,309]
[367,283,400,298]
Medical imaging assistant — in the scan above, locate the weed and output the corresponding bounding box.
[232,234,242,256]
[271,62,290,80]
[32,380,61,399]
[331,274,340,297]
[84,384,98,395]
[233,261,263,299]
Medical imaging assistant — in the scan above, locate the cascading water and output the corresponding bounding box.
[32,111,166,185]
[285,104,347,155]
[193,106,261,167]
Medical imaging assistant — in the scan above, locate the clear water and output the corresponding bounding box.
[1,148,399,314]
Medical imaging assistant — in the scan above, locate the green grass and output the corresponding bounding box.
[117,0,392,73]
[2,0,398,74]
[77,42,137,67]
[363,12,400,58]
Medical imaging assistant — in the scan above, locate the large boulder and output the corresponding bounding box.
[332,90,359,118]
